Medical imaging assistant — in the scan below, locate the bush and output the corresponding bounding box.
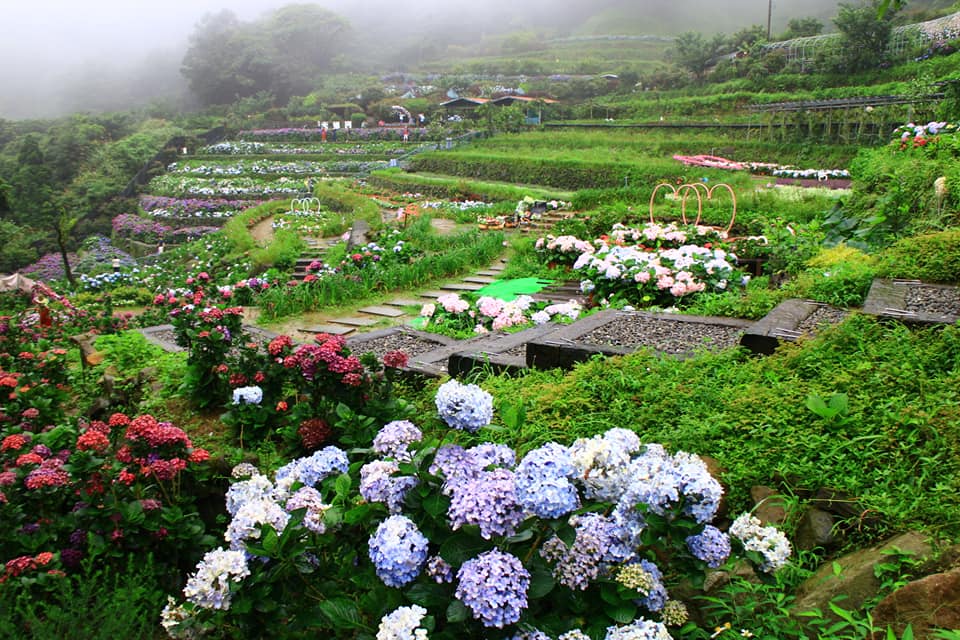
[876,228,960,282]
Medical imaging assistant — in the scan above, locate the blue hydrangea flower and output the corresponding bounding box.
[182,548,250,611]
[225,498,290,552]
[373,420,423,461]
[276,446,350,489]
[435,379,493,432]
[515,443,579,518]
[368,515,429,588]
[615,446,722,525]
[455,549,530,628]
[448,468,525,540]
[540,512,634,590]
[632,559,668,613]
[376,605,428,640]
[284,486,329,534]
[469,443,516,469]
[686,525,731,568]
[232,385,263,405]
[425,555,454,584]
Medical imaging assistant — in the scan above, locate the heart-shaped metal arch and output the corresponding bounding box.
[289,197,322,214]
[648,182,737,235]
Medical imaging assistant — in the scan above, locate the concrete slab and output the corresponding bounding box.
[476,271,501,277]
[463,276,496,284]
[358,305,405,318]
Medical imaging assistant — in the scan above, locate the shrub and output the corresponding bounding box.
[876,228,960,282]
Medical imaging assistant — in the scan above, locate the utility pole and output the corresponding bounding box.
[767,0,772,40]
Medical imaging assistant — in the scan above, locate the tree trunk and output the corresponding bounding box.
[54,225,75,288]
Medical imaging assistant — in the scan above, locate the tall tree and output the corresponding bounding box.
[670,32,730,80]
[831,2,894,73]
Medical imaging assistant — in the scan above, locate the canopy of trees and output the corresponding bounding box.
[181,4,352,106]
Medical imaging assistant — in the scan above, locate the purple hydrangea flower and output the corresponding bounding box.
[455,549,530,628]
[447,468,525,540]
[540,512,634,590]
[373,420,423,461]
[360,460,419,513]
[686,525,731,568]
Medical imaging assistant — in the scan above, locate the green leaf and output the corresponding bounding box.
[438,531,493,565]
[405,582,450,609]
[603,600,637,624]
[446,599,469,623]
[334,473,353,499]
[527,563,555,599]
[261,525,280,555]
[318,597,366,630]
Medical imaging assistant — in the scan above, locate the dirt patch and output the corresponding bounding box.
[249,216,275,246]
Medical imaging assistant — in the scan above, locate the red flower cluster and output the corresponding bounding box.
[77,429,110,453]
[24,458,71,489]
[298,418,331,450]
[1,433,29,452]
[382,350,409,369]
[268,335,294,357]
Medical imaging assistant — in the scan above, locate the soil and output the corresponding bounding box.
[249,216,276,246]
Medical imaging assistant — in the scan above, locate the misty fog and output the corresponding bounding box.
[1,0,845,120]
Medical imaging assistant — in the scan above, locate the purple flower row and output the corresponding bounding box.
[139,196,259,215]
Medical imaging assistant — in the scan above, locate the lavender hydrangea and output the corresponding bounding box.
[514,443,580,518]
[615,447,722,525]
[686,525,731,568]
[376,605,429,640]
[469,443,516,469]
[368,515,429,587]
[182,548,251,610]
[540,513,635,590]
[360,460,419,513]
[447,468,525,540]
[285,486,330,534]
[455,549,530,628]
[425,555,454,584]
[373,420,423,461]
[435,379,493,432]
[429,443,513,496]
[225,474,275,516]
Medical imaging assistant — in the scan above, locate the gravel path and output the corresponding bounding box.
[905,285,960,316]
[350,332,447,359]
[579,314,743,355]
[797,306,849,335]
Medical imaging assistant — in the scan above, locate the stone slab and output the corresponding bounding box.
[527,310,753,371]
[301,324,355,335]
[462,276,496,284]
[419,290,447,299]
[740,299,823,355]
[358,305,405,318]
[440,282,485,291]
[386,298,423,308]
[863,279,960,326]
[476,270,502,277]
[335,316,381,327]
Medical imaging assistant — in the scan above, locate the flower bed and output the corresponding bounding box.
[139,195,259,223]
[146,175,309,199]
[420,292,583,337]
[673,154,849,180]
[200,141,409,156]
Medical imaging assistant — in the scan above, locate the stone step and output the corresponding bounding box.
[336,316,382,327]
[358,305,405,318]
[440,282,486,292]
[419,290,447,299]
[462,276,496,284]
[301,324,355,336]
[476,270,501,277]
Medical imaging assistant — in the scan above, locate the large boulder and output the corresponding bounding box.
[870,567,960,638]
[792,532,933,621]
[751,485,789,527]
[794,507,836,551]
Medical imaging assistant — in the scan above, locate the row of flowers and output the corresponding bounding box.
[672,154,849,180]
[891,120,960,152]
[146,175,312,199]
[201,141,409,156]
[161,379,792,639]
[113,213,220,244]
[167,159,388,177]
[139,195,259,222]
[237,127,433,142]
[421,293,582,335]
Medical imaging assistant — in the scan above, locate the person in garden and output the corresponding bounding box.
[321,127,327,143]
[402,127,410,143]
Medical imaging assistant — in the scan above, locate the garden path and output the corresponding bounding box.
[249,216,276,246]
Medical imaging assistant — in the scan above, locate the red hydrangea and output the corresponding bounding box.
[108,413,130,428]
[16,453,43,466]
[298,418,331,450]
[77,430,110,453]
[383,350,409,369]
[1,433,29,452]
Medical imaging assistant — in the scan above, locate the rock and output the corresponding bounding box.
[701,456,728,520]
[70,331,104,367]
[871,567,960,638]
[792,532,933,622]
[794,507,836,551]
[751,485,788,527]
[347,219,371,249]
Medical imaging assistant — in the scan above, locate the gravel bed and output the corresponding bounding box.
[350,332,446,359]
[142,328,181,352]
[579,314,744,355]
[905,285,960,316]
[797,306,849,335]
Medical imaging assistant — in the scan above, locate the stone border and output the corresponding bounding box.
[526,309,753,370]
[347,326,480,379]
[862,279,960,326]
[138,323,281,354]
[740,299,825,355]
[447,323,559,379]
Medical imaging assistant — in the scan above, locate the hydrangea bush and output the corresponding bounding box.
[162,386,792,640]
[421,293,582,336]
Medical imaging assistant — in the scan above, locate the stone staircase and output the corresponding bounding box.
[291,236,342,281]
